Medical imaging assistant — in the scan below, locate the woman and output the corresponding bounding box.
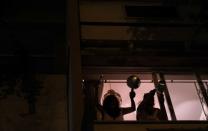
[136,89,166,121]
[97,89,136,121]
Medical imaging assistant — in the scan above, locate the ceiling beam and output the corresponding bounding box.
[82,66,208,75]
[80,0,163,2]
[81,55,208,67]
[81,39,186,50]
[80,21,203,27]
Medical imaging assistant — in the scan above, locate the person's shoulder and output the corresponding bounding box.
[154,108,160,111]
[153,108,167,120]
[153,108,162,113]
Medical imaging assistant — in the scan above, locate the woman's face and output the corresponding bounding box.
[104,95,120,109]
[111,97,120,108]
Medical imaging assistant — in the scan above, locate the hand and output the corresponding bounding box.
[130,90,136,99]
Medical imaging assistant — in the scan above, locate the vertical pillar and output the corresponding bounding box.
[152,72,168,120]
[82,80,99,131]
[159,73,177,120]
[67,0,83,130]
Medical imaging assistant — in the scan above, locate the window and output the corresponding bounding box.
[86,73,208,121]
[165,74,207,120]
[100,80,159,120]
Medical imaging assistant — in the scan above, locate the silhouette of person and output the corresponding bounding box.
[97,89,136,121]
[136,89,166,121]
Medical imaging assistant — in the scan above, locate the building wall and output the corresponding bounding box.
[0,74,67,131]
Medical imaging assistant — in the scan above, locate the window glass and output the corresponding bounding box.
[166,79,206,120]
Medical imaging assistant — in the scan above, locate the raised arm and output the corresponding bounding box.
[122,90,136,115]
[95,81,103,110]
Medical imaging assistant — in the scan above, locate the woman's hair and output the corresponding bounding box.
[103,90,122,119]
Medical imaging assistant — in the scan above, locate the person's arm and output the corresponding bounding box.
[95,80,104,120]
[122,90,136,115]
